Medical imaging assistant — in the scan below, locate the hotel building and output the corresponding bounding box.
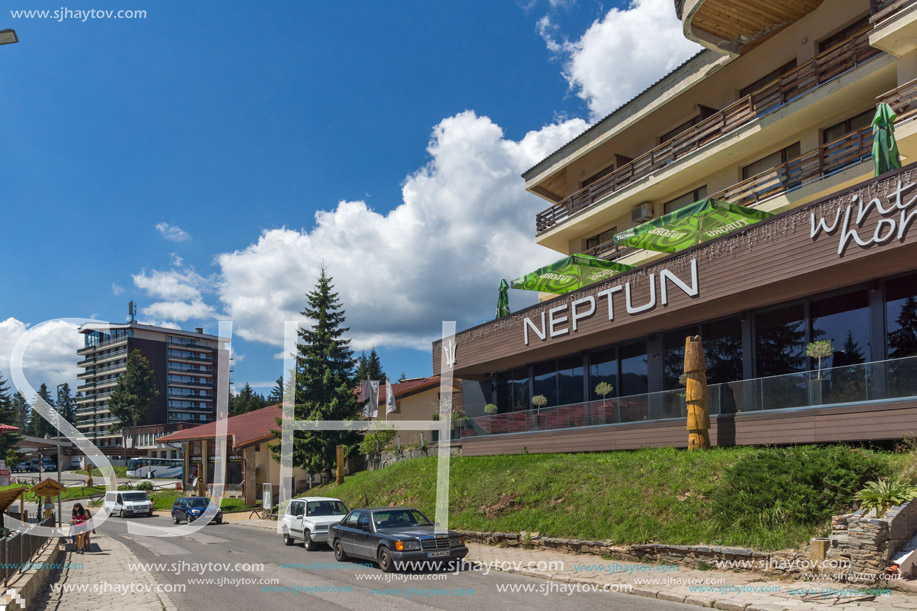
[75,322,230,454]
[435,0,917,455]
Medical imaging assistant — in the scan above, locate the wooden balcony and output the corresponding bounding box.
[581,79,916,264]
[535,28,882,235]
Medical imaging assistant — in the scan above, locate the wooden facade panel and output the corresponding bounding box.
[437,165,917,377]
[460,404,917,457]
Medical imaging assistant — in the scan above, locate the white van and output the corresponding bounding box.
[104,491,154,517]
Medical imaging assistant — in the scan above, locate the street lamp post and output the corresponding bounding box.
[55,384,64,527]
[0,29,19,46]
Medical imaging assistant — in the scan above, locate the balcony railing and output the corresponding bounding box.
[878,77,917,121]
[870,0,917,22]
[535,28,882,234]
[457,356,917,439]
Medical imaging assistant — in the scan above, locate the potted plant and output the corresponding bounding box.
[806,340,833,404]
[531,395,547,428]
[594,382,613,424]
[484,403,498,415]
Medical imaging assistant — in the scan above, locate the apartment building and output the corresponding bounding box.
[435,0,917,455]
[75,321,230,454]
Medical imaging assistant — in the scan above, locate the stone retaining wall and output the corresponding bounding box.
[828,499,917,580]
[363,445,461,471]
[458,530,811,575]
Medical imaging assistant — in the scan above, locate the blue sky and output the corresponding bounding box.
[0,0,699,394]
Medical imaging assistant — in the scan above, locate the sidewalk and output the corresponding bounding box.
[30,534,178,611]
[467,543,917,611]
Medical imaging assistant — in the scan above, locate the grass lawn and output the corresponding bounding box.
[308,445,912,551]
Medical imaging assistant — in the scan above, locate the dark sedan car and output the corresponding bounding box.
[329,507,468,572]
[171,497,223,525]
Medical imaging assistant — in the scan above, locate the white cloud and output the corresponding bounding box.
[132,267,209,301]
[141,300,216,322]
[215,111,587,351]
[155,222,191,242]
[111,282,124,296]
[0,318,82,392]
[540,0,701,119]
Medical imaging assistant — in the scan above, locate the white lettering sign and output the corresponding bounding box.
[522,259,699,345]
[811,180,917,255]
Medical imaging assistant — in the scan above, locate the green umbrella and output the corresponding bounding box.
[873,103,901,177]
[511,254,633,295]
[496,279,510,318]
[613,198,774,254]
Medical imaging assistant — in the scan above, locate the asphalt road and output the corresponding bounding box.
[98,516,697,611]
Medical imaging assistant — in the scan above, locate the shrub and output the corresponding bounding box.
[855,478,917,517]
[531,395,548,409]
[484,404,498,415]
[136,480,154,491]
[712,446,891,538]
[358,427,397,455]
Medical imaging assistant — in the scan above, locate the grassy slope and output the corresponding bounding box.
[309,447,909,551]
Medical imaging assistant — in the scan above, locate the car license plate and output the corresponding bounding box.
[427,551,450,558]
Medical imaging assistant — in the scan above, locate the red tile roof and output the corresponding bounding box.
[158,405,284,449]
[355,376,461,403]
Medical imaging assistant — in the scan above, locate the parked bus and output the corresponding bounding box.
[126,457,183,479]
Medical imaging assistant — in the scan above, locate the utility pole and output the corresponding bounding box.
[56,383,66,526]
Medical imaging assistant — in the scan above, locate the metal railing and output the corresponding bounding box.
[459,355,917,439]
[535,27,882,234]
[1,515,55,586]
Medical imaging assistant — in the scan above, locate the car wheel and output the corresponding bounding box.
[215,518,222,525]
[303,530,315,551]
[147,511,154,518]
[282,529,294,546]
[333,539,348,561]
[171,513,178,524]
[378,546,395,573]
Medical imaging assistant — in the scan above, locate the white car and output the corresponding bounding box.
[281,497,348,551]
[104,491,154,517]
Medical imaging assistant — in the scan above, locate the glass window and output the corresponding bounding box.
[663,327,699,390]
[664,186,707,215]
[557,356,584,405]
[887,274,917,359]
[823,109,874,144]
[619,342,648,396]
[704,317,743,385]
[589,349,617,399]
[739,60,797,98]
[817,16,869,53]
[742,142,801,180]
[533,361,557,407]
[755,304,807,376]
[810,291,870,368]
[585,227,617,251]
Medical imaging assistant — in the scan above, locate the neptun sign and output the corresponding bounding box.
[434,163,917,377]
[523,260,698,346]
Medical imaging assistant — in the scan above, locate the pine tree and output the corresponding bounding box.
[355,349,386,384]
[10,391,29,432]
[56,382,77,425]
[0,375,23,464]
[108,349,159,461]
[231,383,267,416]
[268,376,285,404]
[31,383,56,438]
[398,372,407,382]
[273,268,360,477]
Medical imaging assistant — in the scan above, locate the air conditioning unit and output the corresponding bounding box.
[631,202,653,224]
